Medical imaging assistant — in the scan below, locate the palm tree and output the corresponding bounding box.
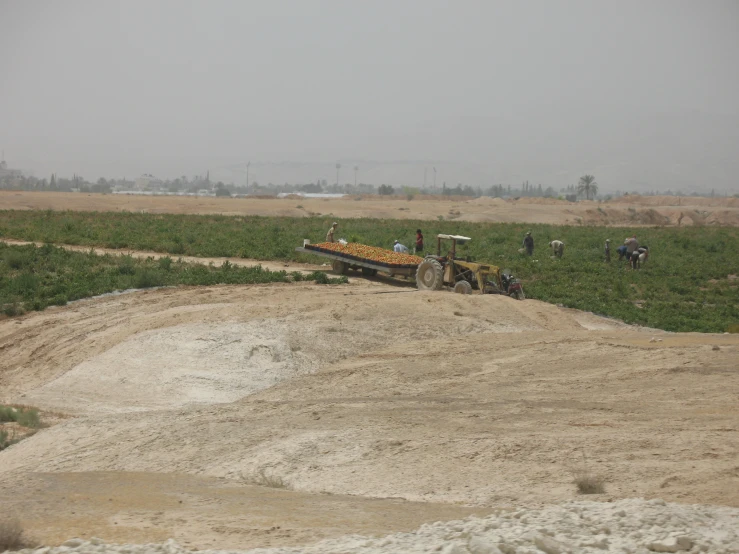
[578,175,598,200]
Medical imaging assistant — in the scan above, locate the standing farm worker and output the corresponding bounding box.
[523,231,534,256]
[624,235,639,256]
[393,240,409,253]
[605,239,611,262]
[326,222,338,243]
[549,240,565,258]
[415,229,424,253]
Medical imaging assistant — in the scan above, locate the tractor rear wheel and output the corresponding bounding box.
[453,280,472,294]
[331,260,349,275]
[416,259,444,291]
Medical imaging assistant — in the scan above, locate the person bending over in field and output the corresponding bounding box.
[393,240,409,253]
[326,222,338,243]
[549,240,565,258]
[630,246,648,270]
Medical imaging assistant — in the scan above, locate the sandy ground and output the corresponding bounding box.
[3,190,739,226]
[1,280,738,550]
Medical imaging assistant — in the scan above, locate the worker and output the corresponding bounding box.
[624,235,639,256]
[617,244,628,261]
[415,229,424,253]
[549,240,565,258]
[632,246,649,269]
[393,240,409,253]
[326,222,338,243]
[523,231,534,256]
[605,239,611,262]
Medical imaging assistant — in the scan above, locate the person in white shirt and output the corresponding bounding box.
[549,240,565,258]
[393,240,409,253]
[326,222,338,243]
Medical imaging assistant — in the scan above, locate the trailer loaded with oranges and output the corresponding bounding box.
[296,241,423,278]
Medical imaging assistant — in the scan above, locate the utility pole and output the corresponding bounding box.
[354,165,358,188]
[335,163,341,187]
[246,161,251,190]
[433,167,437,191]
[424,167,427,189]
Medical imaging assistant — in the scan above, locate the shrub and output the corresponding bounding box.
[15,408,41,429]
[574,473,605,494]
[2,303,24,317]
[248,469,290,489]
[134,270,163,289]
[0,405,41,428]
[0,517,35,551]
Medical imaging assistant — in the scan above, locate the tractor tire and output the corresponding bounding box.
[331,260,349,275]
[361,267,378,277]
[453,280,472,294]
[511,289,525,300]
[416,259,444,291]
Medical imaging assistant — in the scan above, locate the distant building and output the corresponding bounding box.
[0,158,22,180]
[134,174,164,191]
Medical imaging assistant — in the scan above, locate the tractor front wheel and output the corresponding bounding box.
[453,280,472,294]
[416,259,444,291]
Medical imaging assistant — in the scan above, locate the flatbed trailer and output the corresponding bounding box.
[295,245,419,278]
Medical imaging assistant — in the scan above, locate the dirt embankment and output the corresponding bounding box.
[3,190,739,226]
[1,281,737,550]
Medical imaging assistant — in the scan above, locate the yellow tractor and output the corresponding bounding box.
[416,234,525,299]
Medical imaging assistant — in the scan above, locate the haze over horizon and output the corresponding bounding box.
[1,0,738,192]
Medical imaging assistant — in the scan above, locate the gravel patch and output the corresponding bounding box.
[14,498,739,554]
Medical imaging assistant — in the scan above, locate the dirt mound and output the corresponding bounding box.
[22,321,319,414]
[618,194,739,208]
[467,196,507,206]
[2,282,738,549]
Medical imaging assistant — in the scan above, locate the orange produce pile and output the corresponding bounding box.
[308,242,424,266]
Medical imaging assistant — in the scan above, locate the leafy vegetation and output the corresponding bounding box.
[1,210,737,332]
[0,242,347,316]
[0,405,42,452]
[0,405,41,429]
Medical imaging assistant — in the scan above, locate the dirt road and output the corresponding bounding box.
[1,281,737,550]
[3,190,739,226]
[1,238,326,275]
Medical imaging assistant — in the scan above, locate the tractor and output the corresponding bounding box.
[415,234,525,299]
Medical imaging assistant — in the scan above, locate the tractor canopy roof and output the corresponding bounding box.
[436,234,472,242]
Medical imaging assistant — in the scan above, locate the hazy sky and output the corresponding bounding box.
[1,0,738,190]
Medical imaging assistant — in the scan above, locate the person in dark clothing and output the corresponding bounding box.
[415,229,424,253]
[617,244,628,261]
[523,231,534,256]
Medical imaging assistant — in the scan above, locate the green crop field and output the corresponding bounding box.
[0,241,345,316]
[1,209,738,333]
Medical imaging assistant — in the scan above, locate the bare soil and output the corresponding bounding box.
[3,190,739,226]
[1,280,737,550]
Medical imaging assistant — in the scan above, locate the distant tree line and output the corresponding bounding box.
[3,171,734,199]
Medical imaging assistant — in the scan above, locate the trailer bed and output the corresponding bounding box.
[296,245,419,277]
